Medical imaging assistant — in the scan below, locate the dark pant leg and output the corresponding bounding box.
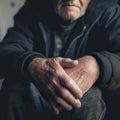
[0,81,55,120]
[0,81,106,120]
[29,82,56,120]
[56,86,106,120]
[29,84,105,120]
[0,81,29,120]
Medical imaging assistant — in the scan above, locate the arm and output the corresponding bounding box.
[73,4,120,94]
[66,4,120,95]
[0,5,43,79]
[91,4,120,93]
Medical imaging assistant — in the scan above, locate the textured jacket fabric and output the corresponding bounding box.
[0,0,120,91]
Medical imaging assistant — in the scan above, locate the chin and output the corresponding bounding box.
[56,7,86,21]
[58,12,83,22]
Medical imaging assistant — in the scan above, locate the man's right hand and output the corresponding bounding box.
[28,57,83,114]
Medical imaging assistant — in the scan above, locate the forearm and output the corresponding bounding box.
[0,25,45,78]
[91,52,120,93]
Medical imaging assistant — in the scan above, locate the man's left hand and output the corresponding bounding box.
[65,55,100,94]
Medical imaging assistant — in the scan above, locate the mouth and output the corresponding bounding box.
[62,3,80,8]
[61,0,83,8]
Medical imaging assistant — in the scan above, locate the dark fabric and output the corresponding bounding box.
[53,21,77,57]
[0,82,106,120]
[118,0,120,4]
[0,0,120,90]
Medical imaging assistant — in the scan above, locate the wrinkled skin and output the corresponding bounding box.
[65,56,100,94]
[28,56,99,114]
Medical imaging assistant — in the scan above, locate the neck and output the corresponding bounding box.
[56,14,77,26]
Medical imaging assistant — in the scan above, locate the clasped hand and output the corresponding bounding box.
[28,56,99,114]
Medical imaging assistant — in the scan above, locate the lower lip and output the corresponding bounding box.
[63,5,79,8]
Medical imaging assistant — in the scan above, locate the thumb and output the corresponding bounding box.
[59,58,78,68]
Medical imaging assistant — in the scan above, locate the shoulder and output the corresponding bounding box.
[98,3,120,26]
[88,0,120,26]
[14,0,52,24]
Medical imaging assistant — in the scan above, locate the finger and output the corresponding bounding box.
[49,96,73,114]
[47,83,73,113]
[49,100,60,115]
[50,79,80,109]
[58,85,81,108]
[58,57,78,68]
[60,74,83,99]
[54,97,73,111]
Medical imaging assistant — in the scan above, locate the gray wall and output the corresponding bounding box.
[0,0,25,41]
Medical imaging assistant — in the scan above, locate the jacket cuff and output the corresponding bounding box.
[17,52,45,79]
[90,52,112,87]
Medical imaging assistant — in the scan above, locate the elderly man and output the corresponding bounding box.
[0,0,120,120]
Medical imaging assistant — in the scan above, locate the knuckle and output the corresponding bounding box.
[55,97,61,103]
[56,57,62,60]
[67,80,73,88]
[54,69,60,75]
[49,68,59,77]
[80,92,83,98]
[61,90,69,98]
[66,58,72,61]
[50,69,57,76]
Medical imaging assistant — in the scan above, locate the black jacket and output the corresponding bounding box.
[0,0,120,91]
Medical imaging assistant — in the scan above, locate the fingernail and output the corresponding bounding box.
[78,90,83,98]
[76,99,81,107]
[56,111,59,115]
[68,106,73,110]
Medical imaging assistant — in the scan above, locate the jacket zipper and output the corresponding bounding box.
[64,25,87,57]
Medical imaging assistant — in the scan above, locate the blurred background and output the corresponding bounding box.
[0,0,25,87]
[0,0,25,42]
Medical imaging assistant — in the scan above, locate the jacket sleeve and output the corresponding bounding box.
[0,8,45,80]
[91,4,120,92]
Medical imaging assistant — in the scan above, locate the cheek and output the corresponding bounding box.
[80,0,90,6]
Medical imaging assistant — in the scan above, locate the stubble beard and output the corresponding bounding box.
[55,7,85,22]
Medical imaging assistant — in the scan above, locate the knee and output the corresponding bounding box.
[72,87,106,120]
